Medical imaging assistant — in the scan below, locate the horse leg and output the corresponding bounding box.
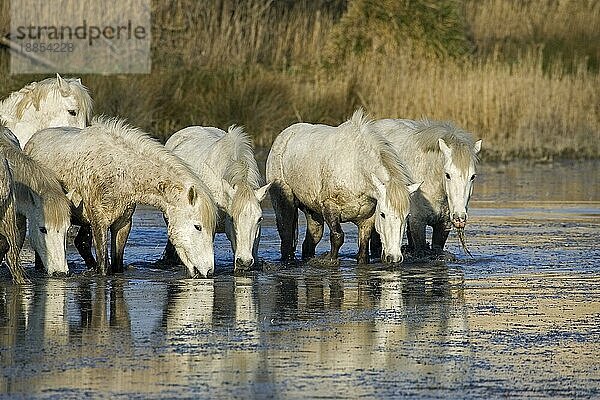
[0,234,8,265]
[270,182,298,261]
[302,209,324,260]
[431,220,450,253]
[75,224,97,269]
[110,206,135,273]
[369,230,382,260]
[91,224,109,275]
[408,216,428,255]
[323,202,344,261]
[357,218,374,265]
[161,239,182,265]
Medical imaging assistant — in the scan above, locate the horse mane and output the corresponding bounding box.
[91,116,217,230]
[349,109,414,216]
[0,130,70,227]
[411,119,479,171]
[219,125,262,189]
[213,125,264,219]
[7,77,93,123]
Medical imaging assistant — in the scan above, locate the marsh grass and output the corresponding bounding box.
[0,0,598,159]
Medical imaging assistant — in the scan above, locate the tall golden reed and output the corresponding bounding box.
[0,0,598,159]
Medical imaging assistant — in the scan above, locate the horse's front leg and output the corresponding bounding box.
[302,208,324,260]
[110,206,136,273]
[75,224,97,269]
[431,219,451,253]
[323,202,344,261]
[357,218,374,264]
[91,224,109,275]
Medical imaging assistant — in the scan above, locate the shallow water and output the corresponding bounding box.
[1,161,599,399]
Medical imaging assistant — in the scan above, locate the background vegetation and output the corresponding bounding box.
[1,0,599,159]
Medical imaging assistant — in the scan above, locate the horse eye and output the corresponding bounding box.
[68,110,77,116]
[380,212,386,219]
[445,172,451,180]
[39,227,48,234]
[470,174,477,181]
[194,224,202,232]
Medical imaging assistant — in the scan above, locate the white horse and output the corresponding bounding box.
[24,117,217,278]
[266,110,420,265]
[1,127,71,275]
[372,119,482,254]
[165,126,271,272]
[0,152,27,283]
[0,73,93,148]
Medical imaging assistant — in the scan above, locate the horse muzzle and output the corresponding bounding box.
[382,252,403,264]
[451,213,468,229]
[235,257,254,272]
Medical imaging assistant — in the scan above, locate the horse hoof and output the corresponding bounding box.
[49,271,70,278]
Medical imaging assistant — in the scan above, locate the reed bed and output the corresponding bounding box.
[0,0,598,159]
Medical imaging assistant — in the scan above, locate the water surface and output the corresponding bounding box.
[1,161,598,399]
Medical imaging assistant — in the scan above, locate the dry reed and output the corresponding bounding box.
[0,0,598,159]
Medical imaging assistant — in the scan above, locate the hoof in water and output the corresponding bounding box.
[307,252,340,267]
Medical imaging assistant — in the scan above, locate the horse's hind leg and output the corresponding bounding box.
[408,215,428,255]
[110,206,135,273]
[357,218,374,264]
[75,224,97,269]
[0,234,8,266]
[323,202,344,261]
[301,209,324,260]
[270,182,298,261]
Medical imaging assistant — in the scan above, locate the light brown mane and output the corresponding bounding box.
[219,126,263,189]
[350,109,414,216]
[412,119,479,171]
[0,129,70,227]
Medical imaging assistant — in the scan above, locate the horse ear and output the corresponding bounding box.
[407,181,422,195]
[438,138,452,159]
[222,179,235,200]
[371,174,386,198]
[255,182,272,202]
[65,189,83,208]
[187,186,197,206]
[473,139,482,154]
[56,73,70,95]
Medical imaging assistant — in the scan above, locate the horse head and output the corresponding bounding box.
[438,138,482,228]
[372,174,421,264]
[26,189,71,275]
[223,180,271,272]
[165,184,216,278]
[44,73,90,129]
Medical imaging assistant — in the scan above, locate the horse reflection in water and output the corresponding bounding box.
[0,266,468,396]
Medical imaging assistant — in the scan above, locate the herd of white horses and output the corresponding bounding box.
[0,74,481,284]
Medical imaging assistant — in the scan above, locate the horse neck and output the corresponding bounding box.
[195,161,229,211]
[130,167,191,214]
